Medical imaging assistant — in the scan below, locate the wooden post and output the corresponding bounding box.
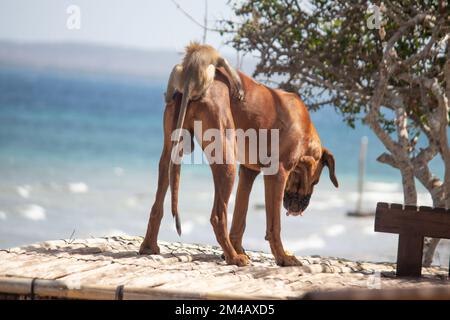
[356,136,368,214]
[375,202,450,277]
[347,137,374,217]
[396,233,424,277]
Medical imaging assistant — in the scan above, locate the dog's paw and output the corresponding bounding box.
[276,254,302,267]
[226,253,250,267]
[231,242,248,257]
[235,247,249,258]
[139,243,160,255]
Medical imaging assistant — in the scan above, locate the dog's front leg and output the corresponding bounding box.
[263,167,302,267]
[210,163,249,267]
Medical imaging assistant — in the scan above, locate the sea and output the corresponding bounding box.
[0,66,448,265]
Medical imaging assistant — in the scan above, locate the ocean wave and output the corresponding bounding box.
[102,229,129,237]
[20,204,46,221]
[68,182,89,193]
[324,224,346,237]
[125,196,138,208]
[16,185,31,199]
[194,215,208,226]
[182,220,195,235]
[114,167,124,177]
[196,192,213,201]
[365,181,400,192]
[309,195,346,211]
[362,225,376,236]
[287,234,326,251]
[347,191,432,206]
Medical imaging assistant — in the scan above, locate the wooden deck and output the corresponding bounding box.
[0,236,449,299]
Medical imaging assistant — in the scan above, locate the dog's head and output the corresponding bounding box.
[283,148,338,216]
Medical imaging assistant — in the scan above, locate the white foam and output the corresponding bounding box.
[197,192,212,201]
[309,195,346,211]
[68,182,89,194]
[288,234,326,251]
[16,185,31,199]
[324,224,346,237]
[20,204,46,221]
[125,196,138,207]
[362,225,376,236]
[103,229,128,237]
[182,220,195,235]
[194,215,208,226]
[0,211,7,220]
[114,167,124,177]
[348,191,432,207]
[365,182,400,192]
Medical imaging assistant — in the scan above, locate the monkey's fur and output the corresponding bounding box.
[165,42,244,235]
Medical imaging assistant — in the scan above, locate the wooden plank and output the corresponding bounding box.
[35,280,117,300]
[390,203,403,210]
[0,254,57,274]
[303,286,450,300]
[2,257,106,280]
[396,233,424,277]
[0,277,32,296]
[404,205,417,211]
[375,207,450,238]
[0,276,277,300]
[122,287,276,300]
[58,263,138,286]
[376,202,389,209]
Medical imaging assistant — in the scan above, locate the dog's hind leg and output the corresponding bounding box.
[139,104,175,255]
[209,163,249,266]
[229,165,259,255]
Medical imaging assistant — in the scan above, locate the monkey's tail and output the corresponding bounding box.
[168,82,190,236]
[169,162,181,236]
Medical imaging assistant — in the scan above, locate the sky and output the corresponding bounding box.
[0,0,237,53]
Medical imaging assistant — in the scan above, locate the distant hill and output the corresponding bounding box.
[0,41,255,80]
[0,41,182,80]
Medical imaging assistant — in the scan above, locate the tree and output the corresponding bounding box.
[223,0,450,265]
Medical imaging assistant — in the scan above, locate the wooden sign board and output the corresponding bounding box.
[375,202,450,277]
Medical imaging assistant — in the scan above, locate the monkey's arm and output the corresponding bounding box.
[165,64,183,103]
[218,58,244,101]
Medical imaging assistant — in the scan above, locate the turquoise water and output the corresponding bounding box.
[0,67,447,264]
[0,67,406,180]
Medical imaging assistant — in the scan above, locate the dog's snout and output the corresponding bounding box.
[299,194,311,210]
[283,192,311,212]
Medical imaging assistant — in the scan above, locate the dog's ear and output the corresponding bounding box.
[297,156,315,184]
[321,148,338,188]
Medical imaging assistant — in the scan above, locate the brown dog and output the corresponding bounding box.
[139,68,338,266]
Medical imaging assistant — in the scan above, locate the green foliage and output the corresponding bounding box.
[223,0,449,135]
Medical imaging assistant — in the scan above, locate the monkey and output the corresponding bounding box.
[165,42,244,104]
[165,42,245,236]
